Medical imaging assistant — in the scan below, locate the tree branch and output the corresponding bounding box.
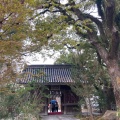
[87,31,109,66]
[105,0,115,31]
[0,13,13,29]
[109,27,120,59]
[83,13,108,46]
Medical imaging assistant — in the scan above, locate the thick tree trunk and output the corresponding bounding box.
[107,59,120,110]
[105,86,116,110]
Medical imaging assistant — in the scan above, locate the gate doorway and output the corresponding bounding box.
[48,89,62,115]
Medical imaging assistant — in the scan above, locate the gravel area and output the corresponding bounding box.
[41,115,80,120]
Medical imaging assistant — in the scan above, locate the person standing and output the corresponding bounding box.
[52,103,55,112]
[55,101,58,112]
[48,102,52,112]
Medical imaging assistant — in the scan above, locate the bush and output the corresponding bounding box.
[0,82,48,119]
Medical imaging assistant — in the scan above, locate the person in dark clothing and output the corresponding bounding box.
[55,101,58,112]
[52,103,55,112]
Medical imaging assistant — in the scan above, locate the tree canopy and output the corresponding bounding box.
[27,0,120,109]
[1,0,120,111]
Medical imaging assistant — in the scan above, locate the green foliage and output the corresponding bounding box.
[117,108,120,118]
[28,0,120,69]
[0,0,120,116]
[54,53,75,65]
[54,46,111,112]
[0,0,36,85]
[0,82,48,119]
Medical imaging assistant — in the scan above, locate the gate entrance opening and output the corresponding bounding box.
[48,89,62,114]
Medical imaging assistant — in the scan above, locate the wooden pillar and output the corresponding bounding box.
[45,105,48,115]
[42,97,48,115]
[64,105,67,114]
[59,97,61,111]
[63,89,67,114]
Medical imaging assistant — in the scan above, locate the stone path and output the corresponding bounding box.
[41,115,80,120]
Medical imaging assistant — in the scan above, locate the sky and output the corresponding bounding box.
[25,56,54,65]
[24,52,59,65]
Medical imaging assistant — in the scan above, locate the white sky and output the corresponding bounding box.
[24,53,59,65]
[25,56,54,65]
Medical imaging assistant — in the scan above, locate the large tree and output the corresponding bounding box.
[0,0,39,84]
[29,0,120,109]
[55,48,116,113]
[0,1,50,118]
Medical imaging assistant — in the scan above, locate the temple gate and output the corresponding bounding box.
[18,65,80,115]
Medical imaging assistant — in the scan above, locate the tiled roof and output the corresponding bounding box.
[17,65,73,84]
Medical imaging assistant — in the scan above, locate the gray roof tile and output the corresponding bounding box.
[17,65,73,84]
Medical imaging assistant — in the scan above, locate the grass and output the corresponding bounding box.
[75,114,102,120]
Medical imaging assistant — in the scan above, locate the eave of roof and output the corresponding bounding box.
[17,64,74,84]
